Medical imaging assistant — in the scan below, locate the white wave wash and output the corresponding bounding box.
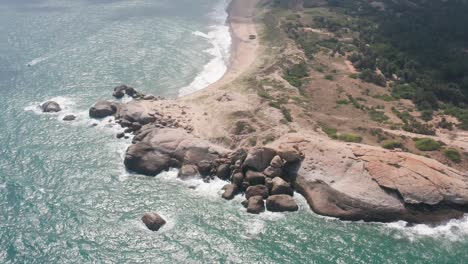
[382,214,468,242]
[178,0,231,96]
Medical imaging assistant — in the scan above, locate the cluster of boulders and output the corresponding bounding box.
[112,84,163,101]
[221,146,304,214]
[40,101,76,121]
[88,85,194,139]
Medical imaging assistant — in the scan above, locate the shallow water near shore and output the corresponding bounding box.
[1,0,468,263]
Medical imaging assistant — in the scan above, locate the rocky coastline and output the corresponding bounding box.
[80,84,468,225]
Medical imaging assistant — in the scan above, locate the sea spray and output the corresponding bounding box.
[178,0,231,96]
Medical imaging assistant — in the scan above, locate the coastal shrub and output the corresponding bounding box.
[414,138,442,151]
[382,140,403,150]
[320,124,338,139]
[373,94,396,102]
[368,109,389,123]
[336,99,349,105]
[281,106,293,122]
[258,89,273,100]
[284,63,309,87]
[347,94,365,110]
[438,117,454,130]
[443,148,461,163]
[359,69,386,87]
[338,133,362,143]
[402,121,435,135]
[325,74,334,80]
[420,110,433,121]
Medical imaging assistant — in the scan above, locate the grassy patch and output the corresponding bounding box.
[283,63,309,88]
[443,148,461,163]
[338,133,363,143]
[320,124,338,139]
[373,94,396,102]
[281,106,293,122]
[368,109,389,123]
[382,140,403,150]
[414,138,442,151]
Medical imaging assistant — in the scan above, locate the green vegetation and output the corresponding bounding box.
[373,94,396,102]
[338,133,363,143]
[284,62,309,88]
[359,69,386,87]
[324,74,334,80]
[277,0,468,130]
[443,148,462,163]
[414,138,442,151]
[382,140,403,150]
[336,99,349,105]
[281,106,293,122]
[320,124,338,139]
[347,94,364,110]
[391,107,435,135]
[368,108,389,123]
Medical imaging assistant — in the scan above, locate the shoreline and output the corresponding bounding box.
[181,0,259,97]
[82,0,468,226]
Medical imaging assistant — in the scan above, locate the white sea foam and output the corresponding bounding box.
[178,0,231,96]
[27,56,49,66]
[382,215,468,242]
[24,96,77,115]
[158,169,229,199]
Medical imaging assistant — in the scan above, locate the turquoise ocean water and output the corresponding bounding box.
[1,0,468,263]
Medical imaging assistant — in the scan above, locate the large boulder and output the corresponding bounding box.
[229,148,248,164]
[41,101,61,112]
[270,155,284,168]
[245,170,265,185]
[266,195,298,212]
[216,164,231,180]
[247,196,265,214]
[113,85,128,99]
[178,164,198,179]
[117,102,156,124]
[124,128,229,176]
[276,145,304,163]
[231,172,244,186]
[245,185,269,199]
[242,147,276,172]
[222,184,239,200]
[271,177,293,195]
[89,100,116,118]
[142,213,166,231]
[263,166,282,178]
[124,143,172,176]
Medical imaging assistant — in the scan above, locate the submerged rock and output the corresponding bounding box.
[41,101,61,113]
[62,115,76,121]
[141,213,166,231]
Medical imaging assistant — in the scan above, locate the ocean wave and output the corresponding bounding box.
[27,56,49,66]
[382,215,468,242]
[157,169,229,199]
[178,0,231,96]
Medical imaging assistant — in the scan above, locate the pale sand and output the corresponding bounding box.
[197,0,260,92]
[138,0,262,143]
